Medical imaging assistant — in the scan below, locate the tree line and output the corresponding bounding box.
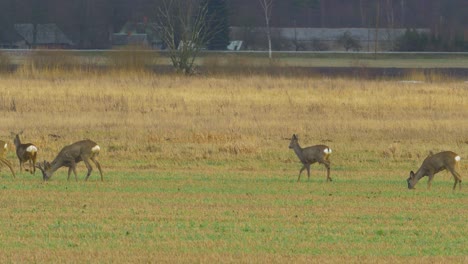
[0,0,466,51]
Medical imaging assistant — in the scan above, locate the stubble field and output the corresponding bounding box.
[0,68,467,263]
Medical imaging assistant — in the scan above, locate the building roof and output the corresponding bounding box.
[14,23,74,45]
[117,22,162,44]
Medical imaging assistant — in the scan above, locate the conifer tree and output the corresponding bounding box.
[203,0,230,50]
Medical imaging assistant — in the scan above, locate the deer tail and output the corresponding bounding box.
[455,155,461,172]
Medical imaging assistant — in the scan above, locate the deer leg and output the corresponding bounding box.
[306,164,311,181]
[24,159,28,172]
[324,161,332,182]
[298,165,306,182]
[32,153,37,175]
[0,158,15,178]
[453,180,458,191]
[83,158,93,181]
[67,167,72,181]
[427,174,434,190]
[90,157,103,181]
[447,167,462,191]
[28,159,34,174]
[19,160,23,172]
[72,166,78,182]
[320,159,332,182]
[67,160,78,181]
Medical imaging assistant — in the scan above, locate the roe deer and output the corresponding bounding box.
[289,134,332,182]
[407,151,462,190]
[12,131,37,174]
[36,139,103,181]
[0,140,16,178]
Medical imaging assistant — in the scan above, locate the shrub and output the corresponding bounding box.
[310,38,329,51]
[336,31,361,51]
[394,29,429,51]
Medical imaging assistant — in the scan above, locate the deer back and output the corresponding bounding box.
[52,140,98,165]
[302,145,332,162]
[420,151,459,174]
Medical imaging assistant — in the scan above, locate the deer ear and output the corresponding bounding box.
[292,134,297,139]
[410,171,415,178]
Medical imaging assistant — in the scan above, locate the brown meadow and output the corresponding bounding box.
[0,67,466,262]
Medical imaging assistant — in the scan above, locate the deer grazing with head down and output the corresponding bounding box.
[0,140,16,178]
[407,151,462,191]
[36,139,103,181]
[12,131,37,174]
[289,134,332,182]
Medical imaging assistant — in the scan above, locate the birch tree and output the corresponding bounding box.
[258,0,273,59]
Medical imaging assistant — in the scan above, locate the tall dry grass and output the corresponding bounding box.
[0,51,12,73]
[106,45,160,72]
[0,70,467,262]
[0,70,466,172]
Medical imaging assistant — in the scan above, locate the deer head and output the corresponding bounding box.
[36,160,52,181]
[289,134,299,149]
[407,171,417,189]
[11,130,23,146]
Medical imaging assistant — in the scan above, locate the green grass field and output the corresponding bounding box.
[1,167,466,262]
[0,66,466,262]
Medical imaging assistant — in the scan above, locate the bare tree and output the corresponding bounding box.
[399,0,405,27]
[156,0,211,74]
[258,0,273,59]
[359,0,365,27]
[374,0,380,57]
[385,0,395,49]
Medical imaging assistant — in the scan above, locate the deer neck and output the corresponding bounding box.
[292,143,306,162]
[13,137,20,148]
[45,160,63,178]
[413,168,427,182]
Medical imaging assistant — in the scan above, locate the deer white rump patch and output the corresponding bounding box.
[3,143,7,150]
[26,145,37,153]
[455,156,461,162]
[324,148,332,154]
[92,145,101,153]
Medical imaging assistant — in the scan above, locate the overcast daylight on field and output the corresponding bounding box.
[0,1,467,263]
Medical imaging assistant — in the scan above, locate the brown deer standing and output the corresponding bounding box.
[289,134,332,182]
[407,151,462,190]
[0,140,16,178]
[12,131,37,174]
[36,139,103,181]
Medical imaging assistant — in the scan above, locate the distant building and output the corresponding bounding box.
[112,22,164,49]
[230,27,430,51]
[13,23,74,49]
